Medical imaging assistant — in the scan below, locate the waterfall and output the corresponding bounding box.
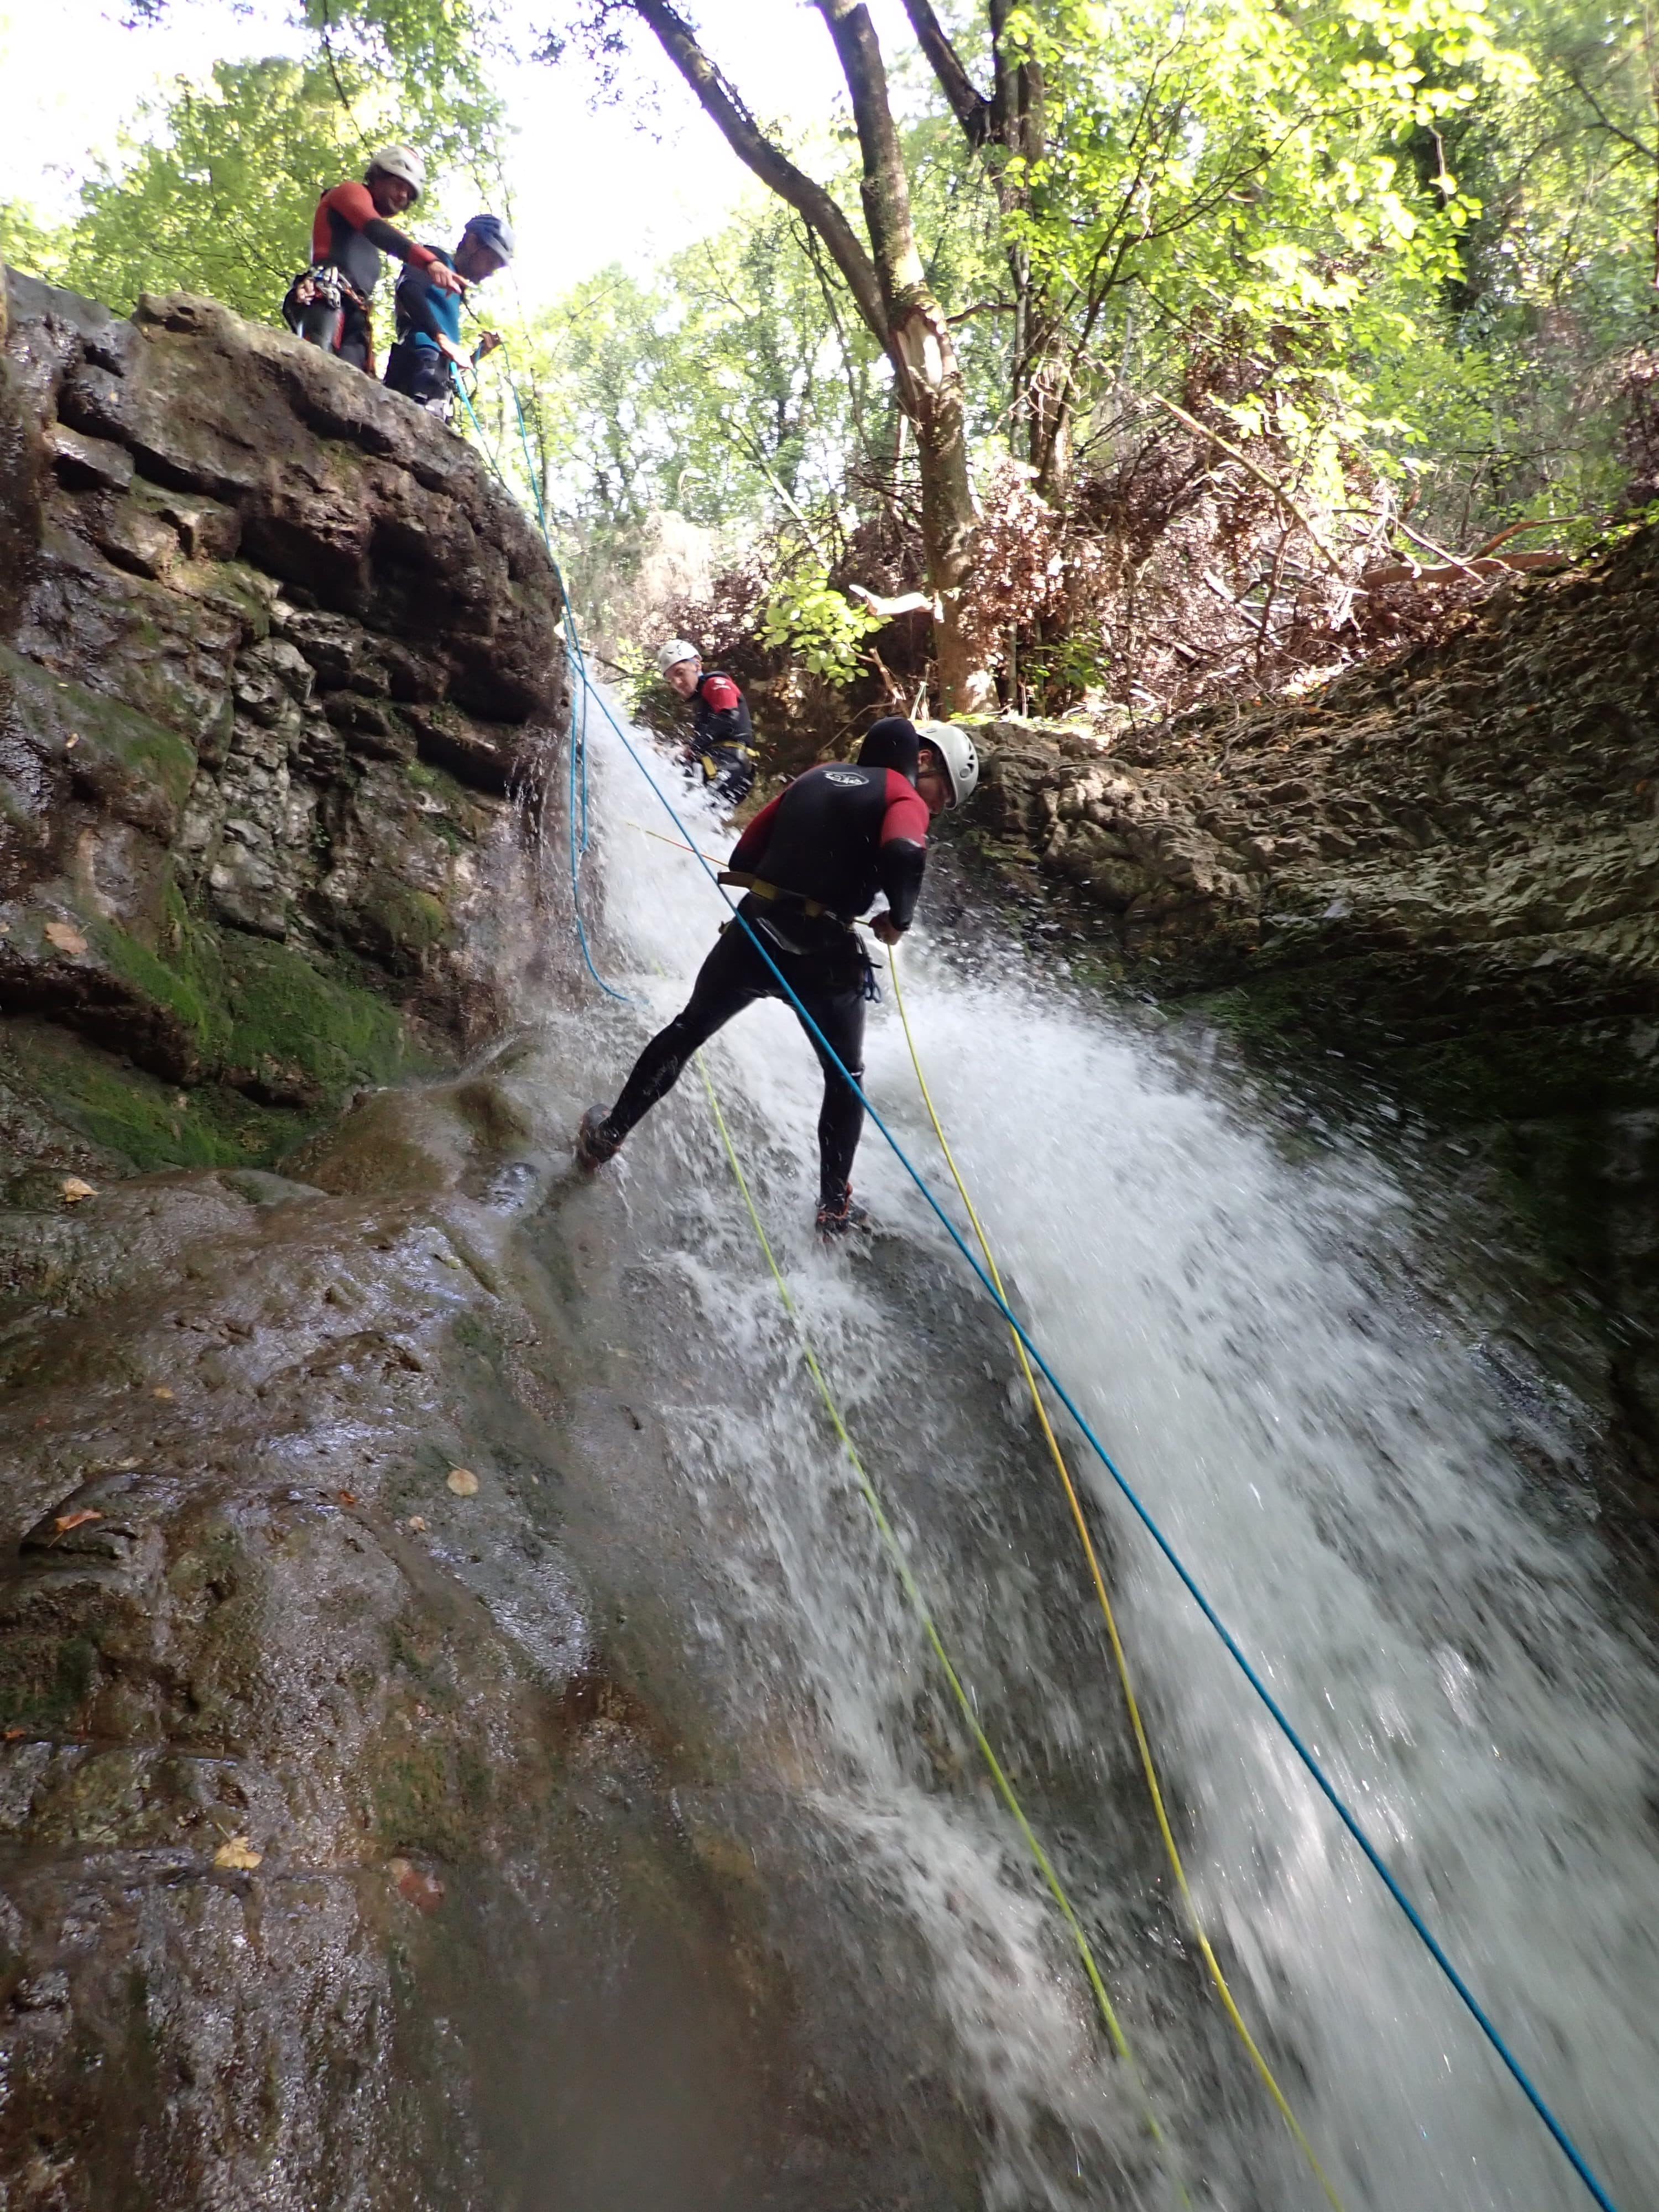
[547,706,1658,2211]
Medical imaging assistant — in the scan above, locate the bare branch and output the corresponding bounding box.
[626,0,890,347]
[898,0,991,143]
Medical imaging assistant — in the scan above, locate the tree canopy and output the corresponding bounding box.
[3,0,1656,714]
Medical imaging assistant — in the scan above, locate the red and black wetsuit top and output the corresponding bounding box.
[691,670,753,754]
[310,181,437,300]
[729,763,929,930]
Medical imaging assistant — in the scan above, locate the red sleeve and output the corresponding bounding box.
[322,180,377,230]
[729,792,782,873]
[880,768,929,845]
[701,675,741,711]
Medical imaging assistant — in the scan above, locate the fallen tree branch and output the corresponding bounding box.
[1361,550,1571,587]
[1147,392,1348,580]
[848,582,937,618]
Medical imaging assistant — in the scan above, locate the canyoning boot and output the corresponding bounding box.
[815,1182,870,1241]
[576,1106,623,1172]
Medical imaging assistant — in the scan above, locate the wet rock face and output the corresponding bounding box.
[968,530,1659,1118]
[0,1081,856,2211]
[0,269,567,1172]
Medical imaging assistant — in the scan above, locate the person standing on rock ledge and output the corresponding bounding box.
[282,145,463,374]
[576,716,979,1239]
[384,212,513,418]
[656,638,757,807]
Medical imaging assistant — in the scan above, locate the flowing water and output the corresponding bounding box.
[536,709,1659,2211]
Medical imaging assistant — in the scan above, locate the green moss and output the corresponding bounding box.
[220,932,414,1095]
[0,644,197,807]
[91,913,229,1062]
[361,879,455,963]
[367,1733,491,1860]
[3,1020,302,1171]
[0,1631,99,1731]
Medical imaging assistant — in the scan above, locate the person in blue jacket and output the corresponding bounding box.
[383,213,513,416]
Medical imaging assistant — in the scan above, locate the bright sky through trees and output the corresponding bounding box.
[0,0,914,305]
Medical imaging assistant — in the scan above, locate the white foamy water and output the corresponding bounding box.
[557,708,1659,2211]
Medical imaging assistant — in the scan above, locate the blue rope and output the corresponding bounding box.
[471,356,1623,2212]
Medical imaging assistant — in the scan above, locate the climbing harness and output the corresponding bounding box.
[281,261,374,367]
[455,354,1625,2212]
[888,947,1344,2208]
[717,868,845,924]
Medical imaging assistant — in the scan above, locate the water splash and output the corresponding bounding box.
[559,708,1659,2211]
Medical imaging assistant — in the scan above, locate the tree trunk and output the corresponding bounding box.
[627,0,994,716]
[897,308,989,712]
[817,0,993,713]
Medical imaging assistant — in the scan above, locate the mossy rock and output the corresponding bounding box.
[2,909,426,1177]
[1,643,198,811]
[217,932,415,1103]
[2,1021,309,1174]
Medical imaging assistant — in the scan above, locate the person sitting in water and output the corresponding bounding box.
[575,716,979,1239]
[655,638,757,808]
[384,212,513,418]
[283,144,462,374]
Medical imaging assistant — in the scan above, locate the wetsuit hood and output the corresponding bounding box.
[857,716,920,785]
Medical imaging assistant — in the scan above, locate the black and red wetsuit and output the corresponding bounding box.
[687,671,755,805]
[597,746,930,1206]
[289,182,441,372]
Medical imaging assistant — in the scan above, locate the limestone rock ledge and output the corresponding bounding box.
[967,527,1659,1117]
[0,270,568,1187]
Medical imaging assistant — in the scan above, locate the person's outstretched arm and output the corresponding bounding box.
[872,774,929,941]
[397,267,471,362]
[324,184,465,291]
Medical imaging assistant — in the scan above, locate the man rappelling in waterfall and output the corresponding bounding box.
[575,716,979,1239]
[282,145,463,374]
[384,212,513,417]
[655,638,758,807]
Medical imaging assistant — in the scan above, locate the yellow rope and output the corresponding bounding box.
[886,948,1347,2212]
[693,1055,1190,2199]
[623,817,725,864]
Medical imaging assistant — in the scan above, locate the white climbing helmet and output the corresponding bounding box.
[916,720,979,808]
[367,144,426,202]
[656,638,700,677]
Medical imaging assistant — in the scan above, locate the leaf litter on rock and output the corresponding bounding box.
[445,1468,479,1496]
[387,1858,444,1913]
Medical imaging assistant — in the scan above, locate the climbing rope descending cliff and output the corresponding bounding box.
[461,330,1631,2208]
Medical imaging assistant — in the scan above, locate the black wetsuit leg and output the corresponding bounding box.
[335,302,372,371]
[789,966,866,1199]
[298,296,345,352]
[602,912,865,1199]
[299,295,371,369]
[713,750,755,807]
[385,341,451,413]
[603,923,771,1139]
